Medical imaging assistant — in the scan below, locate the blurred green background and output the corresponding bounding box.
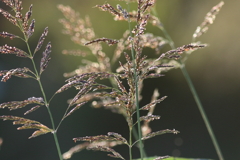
[0,0,239,160]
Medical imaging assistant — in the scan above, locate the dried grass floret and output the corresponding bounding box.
[58,4,95,45]
[23,4,33,30]
[66,72,115,82]
[141,129,179,140]
[69,77,96,106]
[0,44,29,57]
[2,0,23,12]
[74,132,127,145]
[143,73,164,79]
[63,140,124,159]
[56,80,88,94]
[117,4,128,19]
[0,67,33,82]
[141,0,155,14]
[24,4,32,22]
[107,132,127,144]
[0,115,53,139]
[134,14,149,36]
[64,101,87,119]
[87,146,125,160]
[156,43,207,61]
[193,1,224,39]
[96,3,121,17]
[95,91,122,99]
[114,76,128,94]
[0,8,17,26]
[0,31,18,39]
[63,142,90,159]
[24,105,41,115]
[140,96,167,111]
[85,38,119,46]
[139,114,160,123]
[74,135,118,143]
[147,64,174,71]
[40,42,51,74]
[141,89,160,136]
[34,27,48,54]
[0,97,44,110]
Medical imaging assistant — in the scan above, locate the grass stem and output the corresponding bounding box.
[151,6,224,160]
[180,64,224,160]
[23,28,63,160]
[127,1,144,160]
[129,127,133,160]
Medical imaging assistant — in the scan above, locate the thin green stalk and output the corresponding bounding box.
[151,6,224,160]
[126,2,144,160]
[22,30,63,160]
[129,127,133,160]
[180,64,224,160]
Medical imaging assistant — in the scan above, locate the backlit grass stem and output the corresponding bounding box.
[127,1,144,160]
[19,21,63,160]
[151,5,224,160]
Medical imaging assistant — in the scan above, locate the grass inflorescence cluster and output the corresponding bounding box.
[0,0,224,160]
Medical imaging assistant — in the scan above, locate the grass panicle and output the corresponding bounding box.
[0,0,225,160]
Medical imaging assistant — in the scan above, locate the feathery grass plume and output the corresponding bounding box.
[57,0,181,159]
[0,1,64,159]
[58,4,112,77]
[193,1,224,41]
[0,0,37,39]
[0,0,224,159]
